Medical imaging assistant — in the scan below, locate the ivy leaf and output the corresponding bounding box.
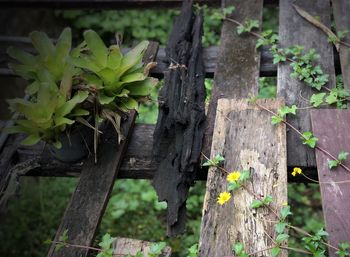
[228,182,240,191]
[59,229,69,243]
[275,233,289,244]
[338,151,349,161]
[239,170,251,182]
[280,206,292,220]
[301,131,318,148]
[271,247,281,257]
[251,199,263,209]
[263,195,273,205]
[271,115,283,125]
[328,159,339,169]
[275,222,287,234]
[310,93,326,107]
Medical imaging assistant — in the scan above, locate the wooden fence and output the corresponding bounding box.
[0,0,349,256]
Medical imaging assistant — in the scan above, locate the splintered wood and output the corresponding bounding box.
[199,99,287,257]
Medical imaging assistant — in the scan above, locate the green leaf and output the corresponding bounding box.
[84,30,108,67]
[338,151,349,161]
[99,93,116,105]
[55,27,72,65]
[7,46,36,66]
[275,233,289,244]
[120,97,139,111]
[275,222,287,234]
[126,78,158,96]
[55,91,89,117]
[233,242,244,254]
[271,247,281,257]
[71,55,101,73]
[121,73,146,83]
[30,31,55,58]
[263,195,273,204]
[328,159,340,169]
[107,46,123,69]
[280,206,292,220]
[120,41,149,75]
[58,229,69,243]
[271,115,283,125]
[228,182,240,191]
[149,242,166,257]
[98,233,115,251]
[310,93,326,107]
[239,170,250,182]
[301,131,318,148]
[251,199,263,209]
[278,105,297,116]
[21,134,41,146]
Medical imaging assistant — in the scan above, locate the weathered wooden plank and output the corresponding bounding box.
[112,237,171,257]
[203,0,263,156]
[47,42,159,257]
[47,112,137,257]
[278,0,336,168]
[0,0,278,8]
[199,99,287,257]
[311,109,350,257]
[332,0,350,89]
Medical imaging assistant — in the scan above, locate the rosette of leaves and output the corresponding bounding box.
[5,28,90,148]
[71,30,158,143]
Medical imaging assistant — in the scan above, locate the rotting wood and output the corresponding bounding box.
[47,42,159,257]
[311,109,350,257]
[112,237,171,257]
[152,0,206,236]
[332,0,350,89]
[278,0,336,168]
[199,98,287,257]
[202,0,263,157]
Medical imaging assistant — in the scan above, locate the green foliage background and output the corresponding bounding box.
[0,6,323,257]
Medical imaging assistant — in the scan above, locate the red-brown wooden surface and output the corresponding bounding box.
[311,109,350,256]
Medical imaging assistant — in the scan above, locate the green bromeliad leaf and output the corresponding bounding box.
[84,30,108,67]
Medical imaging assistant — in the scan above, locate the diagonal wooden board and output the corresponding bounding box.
[311,109,350,257]
[199,99,287,257]
[47,42,159,257]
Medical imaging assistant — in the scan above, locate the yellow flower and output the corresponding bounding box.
[227,171,241,182]
[291,167,302,176]
[217,191,231,205]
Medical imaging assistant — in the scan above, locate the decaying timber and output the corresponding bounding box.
[199,99,288,257]
[152,0,206,236]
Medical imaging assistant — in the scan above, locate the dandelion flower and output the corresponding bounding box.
[217,191,231,205]
[291,167,302,176]
[227,171,241,182]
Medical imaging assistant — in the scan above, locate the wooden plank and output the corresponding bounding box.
[332,0,350,89]
[202,0,263,156]
[199,99,287,257]
[47,42,159,257]
[0,0,219,8]
[112,237,171,257]
[311,109,350,257]
[278,0,336,168]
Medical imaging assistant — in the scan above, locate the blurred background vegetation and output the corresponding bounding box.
[0,5,323,257]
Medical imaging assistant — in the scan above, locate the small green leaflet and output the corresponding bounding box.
[310,93,326,107]
[328,151,349,169]
[301,131,318,148]
[271,247,281,257]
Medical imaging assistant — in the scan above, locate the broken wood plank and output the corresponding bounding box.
[47,113,137,257]
[47,42,159,257]
[311,109,350,257]
[278,0,336,168]
[332,0,350,89]
[113,237,171,257]
[199,98,287,257]
[203,0,263,156]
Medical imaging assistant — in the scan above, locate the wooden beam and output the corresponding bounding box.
[311,109,350,257]
[332,0,350,89]
[112,237,171,256]
[202,0,263,156]
[0,0,279,8]
[278,0,336,168]
[199,99,288,256]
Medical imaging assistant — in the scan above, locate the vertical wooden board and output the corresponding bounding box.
[332,0,350,89]
[311,109,350,257]
[199,99,287,257]
[278,0,336,168]
[203,0,263,155]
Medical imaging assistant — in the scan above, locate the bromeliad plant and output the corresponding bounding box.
[6,28,89,148]
[71,30,157,143]
[5,28,157,160]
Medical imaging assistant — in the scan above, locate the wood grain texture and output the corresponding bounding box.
[113,237,171,257]
[203,0,263,157]
[278,0,336,168]
[47,113,136,257]
[199,99,287,257]
[311,109,350,257]
[332,0,350,89]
